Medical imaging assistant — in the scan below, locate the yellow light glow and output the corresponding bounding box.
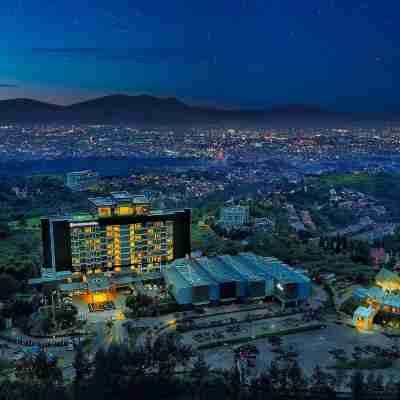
[99,208,112,217]
[92,293,108,303]
[117,206,133,216]
[116,311,125,320]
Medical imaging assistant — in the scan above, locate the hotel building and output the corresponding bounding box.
[41,192,191,275]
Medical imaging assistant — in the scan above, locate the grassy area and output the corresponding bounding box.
[384,328,400,337]
[197,324,324,350]
[340,297,363,316]
[191,224,210,250]
[0,359,14,372]
[319,173,373,187]
[0,230,41,278]
[25,217,41,227]
[324,284,335,307]
[0,359,15,382]
[330,356,393,370]
[318,172,400,219]
[82,336,94,351]
[127,326,148,348]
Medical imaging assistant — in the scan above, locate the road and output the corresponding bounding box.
[110,321,127,346]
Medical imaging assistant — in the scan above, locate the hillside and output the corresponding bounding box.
[0,94,398,125]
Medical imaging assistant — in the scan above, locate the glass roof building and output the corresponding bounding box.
[163,252,311,307]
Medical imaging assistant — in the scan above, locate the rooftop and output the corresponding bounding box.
[239,253,310,284]
[354,286,400,309]
[376,268,400,286]
[354,305,375,318]
[88,192,150,208]
[163,266,191,290]
[87,276,112,292]
[219,254,265,281]
[28,270,72,285]
[59,282,87,292]
[45,207,189,222]
[166,258,217,287]
[195,256,244,283]
[67,170,97,176]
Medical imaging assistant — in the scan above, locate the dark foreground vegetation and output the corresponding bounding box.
[1,332,400,400]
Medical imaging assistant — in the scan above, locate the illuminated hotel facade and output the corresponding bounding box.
[41,192,191,275]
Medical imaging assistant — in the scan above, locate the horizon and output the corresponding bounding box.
[0,92,398,114]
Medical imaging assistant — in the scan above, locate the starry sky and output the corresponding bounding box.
[0,0,399,111]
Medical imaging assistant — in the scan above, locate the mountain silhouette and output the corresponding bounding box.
[0,94,397,126]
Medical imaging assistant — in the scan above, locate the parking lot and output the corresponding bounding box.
[201,324,400,381]
[183,314,312,346]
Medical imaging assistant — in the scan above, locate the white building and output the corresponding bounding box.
[66,170,99,191]
[220,205,250,229]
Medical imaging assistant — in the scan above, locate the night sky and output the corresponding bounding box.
[0,0,399,111]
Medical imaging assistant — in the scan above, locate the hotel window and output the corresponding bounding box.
[99,207,112,217]
[135,206,147,215]
[116,206,133,216]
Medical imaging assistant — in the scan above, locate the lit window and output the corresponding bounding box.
[117,206,133,216]
[99,208,111,217]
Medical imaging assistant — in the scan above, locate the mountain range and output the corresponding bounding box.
[0,94,398,126]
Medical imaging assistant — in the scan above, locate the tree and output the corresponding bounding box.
[197,374,230,400]
[351,371,364,400]
[15,351,63,387]
[374,374,384,393]
[310,365,328,392]
[287,359,307,396]
[39,314,53,335]
[365,372,376,393]
[189,356,211,399]
[0,221,11,239]
[249,373,274,400]
[55,305,77,329]
[151,332,193,377]
[0,273,20,301]
[268,335,282,347]
[190,354,210,383]
[73,346,91,390]
[126,293,153,317]
[334,368,348,392]
[350,240,372,265]
[89,346,129,400]
[269,359,281,391]
[341,235,348,251]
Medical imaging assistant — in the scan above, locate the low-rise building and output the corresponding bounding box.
[162,252,311,308]
[219,205,250,229]
[66,170,99,191]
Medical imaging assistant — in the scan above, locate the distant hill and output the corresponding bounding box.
[0,94,399,126]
